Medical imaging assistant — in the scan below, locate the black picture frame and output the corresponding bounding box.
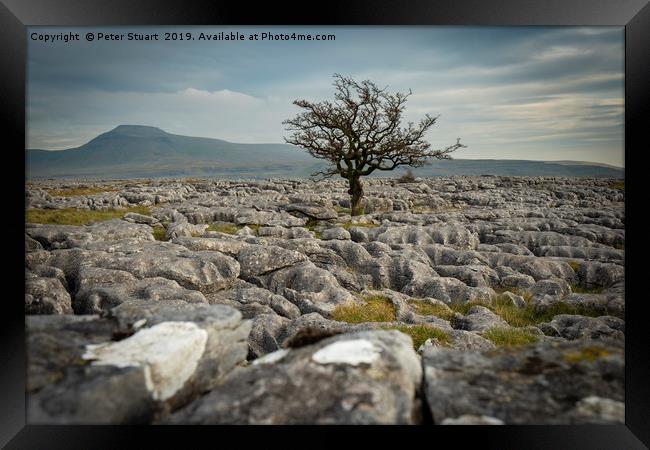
[2,0,648,447]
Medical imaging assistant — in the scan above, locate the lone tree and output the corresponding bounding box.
[283,74,466,216]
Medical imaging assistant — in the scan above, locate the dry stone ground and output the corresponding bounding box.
[25,176,625,424]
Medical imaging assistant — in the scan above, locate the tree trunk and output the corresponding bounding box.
[348,176,364,216]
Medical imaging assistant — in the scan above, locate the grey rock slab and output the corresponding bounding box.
[25,276,73,314]
[171,236,247,257]
[247,313,291,359]
[123,212,159,225]
[235,209,307,227]
[26,234,44,252]
[278,312,349,346]
[284,203,338,220]
[27,302,250,424]
[423,339,624,424]
[537,246,623,262]
[452,305,509,332]
[72,266,208,314]
[165,221,208,239]
[263,261,355,316]
[237,244,307,279]
[257,226,314,239]
[537,314,624,340]
[404,276,493,305]
[219,284,301,319]
[370,225,479,250]
[531,278,572,299]
[432,265,499,288]
[321,227,351,240]
[26,220,154,250]
[165,330,422,424]
[575,261,625,289]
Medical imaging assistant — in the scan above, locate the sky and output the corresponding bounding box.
[27,26,624,167]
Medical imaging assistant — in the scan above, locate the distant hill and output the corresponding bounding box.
[26,125,624,179]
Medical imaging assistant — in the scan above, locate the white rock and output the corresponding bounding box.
[441,415,505,425]
[252,348,290,365]
[573,396,625,422]
[311,339,381,366]
[82,321,208,401]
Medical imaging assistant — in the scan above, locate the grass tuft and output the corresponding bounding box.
[567,260,581,272]
[384,324,451,350]
[607,181,624,190]
[571,285,605,294]
[410,300,455,321]
[482,327,539,347]
[207,223,260,235]
[331,295,396,323]
[305,218,319,230]
[207,223,239,234]
[152,226,168,241]
[26,206,150,226]
[410,289,618,326]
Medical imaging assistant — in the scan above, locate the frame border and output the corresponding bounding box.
[2,0,648,447]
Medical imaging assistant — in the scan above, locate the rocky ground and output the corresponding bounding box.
[25,176,625,425]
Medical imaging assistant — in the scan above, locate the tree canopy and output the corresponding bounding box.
[283,74,465,215]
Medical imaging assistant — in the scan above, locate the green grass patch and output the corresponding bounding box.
[571,285,605,294]
[567,260,581,272]
[489,296,538,327]
[484,294,609,325]
[26,206,150,226]
[303,218,322,238]
[608,181,624,190]
[45,186,119,197]
[481,327,540,348]
[384,324,451,350]
[412,289,616,327]
[305,217,319,230]
[334,206,352,215]
[152,226,168,241]
[410,300,455,321]
[331,294,396,323]
[206,223,260,235]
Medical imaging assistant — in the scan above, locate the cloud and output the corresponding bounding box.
[179,88,262,104]
[27,26,624,167]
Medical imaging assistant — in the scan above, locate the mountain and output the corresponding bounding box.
[26,125,624,179]
[26,125,320,179]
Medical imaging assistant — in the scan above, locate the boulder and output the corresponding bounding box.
[452,305,509,332]
[27,302,251,424]
[422,339,624,424]
[537,315,624,340]
[165,330,422,424]
[321,227,351,241]
[25,276,73,314]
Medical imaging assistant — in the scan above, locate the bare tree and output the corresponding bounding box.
[283,74,466,215]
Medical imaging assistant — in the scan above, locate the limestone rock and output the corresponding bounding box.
[423,339,624,424]
[165,330,422,424]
